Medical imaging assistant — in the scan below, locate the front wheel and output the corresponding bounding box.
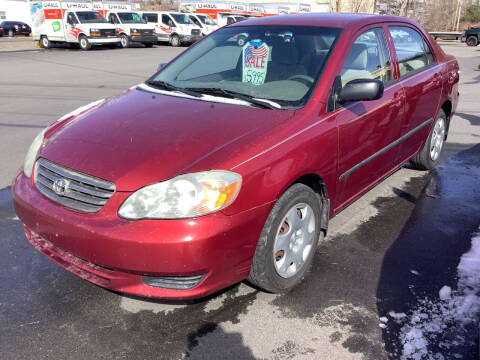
[78,35,91,51]
[248,183,323,293]
[466,36,479,47]
[170,34,180,47]
[410,109,447,170]
[120,34,130,48]
[40,36,50,49]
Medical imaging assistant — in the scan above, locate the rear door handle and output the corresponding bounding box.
[433,73,442,86]
[393,91,405,107]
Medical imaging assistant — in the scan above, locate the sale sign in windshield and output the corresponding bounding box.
[242,40,270,85]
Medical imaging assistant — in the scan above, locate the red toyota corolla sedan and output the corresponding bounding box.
[13,14,459,299]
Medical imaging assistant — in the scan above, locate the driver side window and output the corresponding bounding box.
[67,13,76,25]
[340,28,392,86]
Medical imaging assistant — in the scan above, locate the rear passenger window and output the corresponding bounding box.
[389,26,435,78]
[340,28,392,86]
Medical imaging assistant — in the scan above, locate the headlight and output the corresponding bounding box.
[118,171,242,219]
[90,28,100,36]
[130,28,139,35]
[23,128,46,178]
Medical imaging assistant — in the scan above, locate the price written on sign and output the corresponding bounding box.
[242,40,270,85]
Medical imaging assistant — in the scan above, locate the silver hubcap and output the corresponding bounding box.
[80,39,87,48]
[430,118,445,161]
[42,38,47,46]
[273,203,315,278]
[121,36,127,47]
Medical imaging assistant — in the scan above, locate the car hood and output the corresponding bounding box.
[40,87,294,191]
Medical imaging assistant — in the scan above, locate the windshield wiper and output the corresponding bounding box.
[185,87,281,110]
[146,80,202,98]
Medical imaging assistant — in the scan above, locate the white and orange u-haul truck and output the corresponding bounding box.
[94,1,156,48]
[30,0,120,50]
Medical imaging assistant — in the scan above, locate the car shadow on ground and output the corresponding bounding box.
[376,143,480,359]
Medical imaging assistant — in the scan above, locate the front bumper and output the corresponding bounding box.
[129,34,156,44]
[12,171,271,299]
[179,34,202,44]
[88,37,121,44]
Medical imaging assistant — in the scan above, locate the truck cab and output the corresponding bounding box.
[140,11,201,46]
[187,14,218,36]
[106,11,156,48]
[462,27,480,46]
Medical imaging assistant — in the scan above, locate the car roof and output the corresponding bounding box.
[230,13,413,29]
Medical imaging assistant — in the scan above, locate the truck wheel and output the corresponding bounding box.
[170,34,180,47]
[79,35,91,50]
[248,183,323,293]
[40,36,50,49]
[410,109,447,170]
[8,29,13,37]
[466,36,479,47]
[120,34,130,48]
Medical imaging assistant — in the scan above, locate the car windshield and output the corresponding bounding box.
[76,11,107,23]
[149,25,340,108]
[198,14,217,25]
[117,12,146,24]
[171,14,194,25]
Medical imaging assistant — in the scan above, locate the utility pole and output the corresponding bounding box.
[453,0,460,31]
[456,0,462,32]
[337,0,341,13]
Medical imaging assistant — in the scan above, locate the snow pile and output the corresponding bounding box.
[387,228,480,359]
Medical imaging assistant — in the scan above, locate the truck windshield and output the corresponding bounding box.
[149,25,341,109]
[117,12,146,24]
[76,11,107,24]
[197,14,217,25]
[171,14,194,25]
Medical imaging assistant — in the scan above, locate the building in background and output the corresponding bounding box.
[0,0,31,25]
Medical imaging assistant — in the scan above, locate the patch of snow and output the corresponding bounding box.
[379,316,388,323]
[379,323,387,328]
[388,311,407,320]
[410,270,420,275]
[439,286,451,300]
[393,227,480,359]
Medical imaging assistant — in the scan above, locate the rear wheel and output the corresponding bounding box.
[248,183,323,293]
[466,36,478,47]
[170,34,180,47]
[410,109,447,170]
[78,35,91,51]
[120,34,130,48]
[40,36,50,49]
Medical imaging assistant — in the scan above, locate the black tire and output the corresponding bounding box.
[144,43,154,48]
[8,29,14,37]
[120,34,130,48]
[40,36,50,49]
[170,34,180,47]
[78,35,91,50]
[248,183,323,293]
[410,109,447,170]
[466,36,478,47]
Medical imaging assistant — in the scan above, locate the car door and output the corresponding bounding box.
[387,25,443,163]
[65,12,80,42]
[334,26,406,211]
[159,14,173,40]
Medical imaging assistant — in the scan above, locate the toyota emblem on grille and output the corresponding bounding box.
[52,178,69,196]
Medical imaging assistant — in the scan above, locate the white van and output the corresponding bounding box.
[30,0,120,50]
[140,11,201,46]
[187,14,218,36]
[105,11,156,47]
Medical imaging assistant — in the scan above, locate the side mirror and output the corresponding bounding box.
[157,62,167,71]
[338,78,384,103]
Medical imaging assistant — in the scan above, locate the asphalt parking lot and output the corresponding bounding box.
[0,42,479,359]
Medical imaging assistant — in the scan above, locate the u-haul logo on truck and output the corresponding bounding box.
[230,4,245,11]
[106,4,130,10]
[65,2,91,9]
[198,3,218,9]
[43,1,60,9]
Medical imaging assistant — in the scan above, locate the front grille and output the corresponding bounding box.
[100,29,116,37]
[34,158,115,213]
[141,29,154,36]
[191,29,200,36]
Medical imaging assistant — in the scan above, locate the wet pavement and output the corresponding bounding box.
[1,43,480,359]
